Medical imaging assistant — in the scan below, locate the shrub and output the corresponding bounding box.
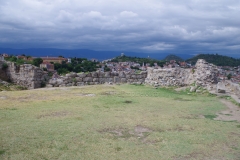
[227,74,232,80]
[191,68,195,74]
[2,63,8,69]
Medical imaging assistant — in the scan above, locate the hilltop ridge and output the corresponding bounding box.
[186,54,240,67]
[164,54,183,61]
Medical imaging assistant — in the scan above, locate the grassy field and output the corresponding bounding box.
[0,84,240,160]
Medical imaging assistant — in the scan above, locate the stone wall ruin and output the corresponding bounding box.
[47,71,148,87]
[0,61,48,89]
[145,59,219,89]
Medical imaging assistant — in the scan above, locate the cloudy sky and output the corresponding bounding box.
[0,0,240,55]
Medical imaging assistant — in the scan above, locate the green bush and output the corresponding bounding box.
[32,58,43,67]
[2,63,8,69]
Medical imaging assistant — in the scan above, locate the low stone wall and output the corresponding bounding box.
[0,62,48,89]
[227,80,240,96]
[145,68,191,87]
[0,59,232,92]
[145,59,219,89]
[47,71,147,87]
[0,61,3,68]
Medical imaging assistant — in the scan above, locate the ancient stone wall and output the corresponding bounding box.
[0,62,48,89]
[226,81,240,96]
[145,59,219,88]
[0,60,3,68]
[0,59,231,91]
[47,71,147,87]
[145,68,191,87]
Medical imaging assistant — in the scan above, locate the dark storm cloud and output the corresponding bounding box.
[0,0,239,55]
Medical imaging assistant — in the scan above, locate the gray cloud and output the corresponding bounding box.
[0,0,240,55]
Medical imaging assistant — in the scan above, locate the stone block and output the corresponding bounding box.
[190,86,197,92]
[119,71,125,78]
[84,77,93,82]
[91,72,98,78]
[104,72,110,78]
[126,75,131,79]
[99,78,106,83]
[107,78,113,82]
[121,78,127,83]
[114,76,120,83]
[77,82,85,86]
[111,72,118,77]
[137,75,143,79]
[98,72,105,78]
[85,73,92,77]
[93,78,99,82]
[131,75,136,79]
[217,82,226,93]
[77,73,86,78]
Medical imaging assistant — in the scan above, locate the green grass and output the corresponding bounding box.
[0,84,240,160]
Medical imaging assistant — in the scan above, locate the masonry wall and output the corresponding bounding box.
[145,59,219,88]
[47,71,148,87]
[227,80,240,96]
[0,61,48,89]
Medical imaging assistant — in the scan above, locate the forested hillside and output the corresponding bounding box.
[186,54,240,66]
[164,54,183,61]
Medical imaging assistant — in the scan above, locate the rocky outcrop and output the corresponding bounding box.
[46,71,147,87]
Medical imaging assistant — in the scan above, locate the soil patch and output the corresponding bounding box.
[76,93,95,97]
[0,96,7,99]
[100,91,117,95]
[134,125,152,136]
[100,125,153,140]
[214,99,240,122]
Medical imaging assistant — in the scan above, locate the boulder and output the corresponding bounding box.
[217,82,226,93]
[190,86,197,92]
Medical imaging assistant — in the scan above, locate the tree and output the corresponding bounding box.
[57,68,68,75]
[32,58,43,67]
[227,74,232,80]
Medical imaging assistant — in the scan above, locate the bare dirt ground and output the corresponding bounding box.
[214,99,240,122]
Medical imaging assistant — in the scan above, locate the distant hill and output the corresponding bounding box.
[0,48,193,61]
[186,54,240,67]
[164,54,183,61]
